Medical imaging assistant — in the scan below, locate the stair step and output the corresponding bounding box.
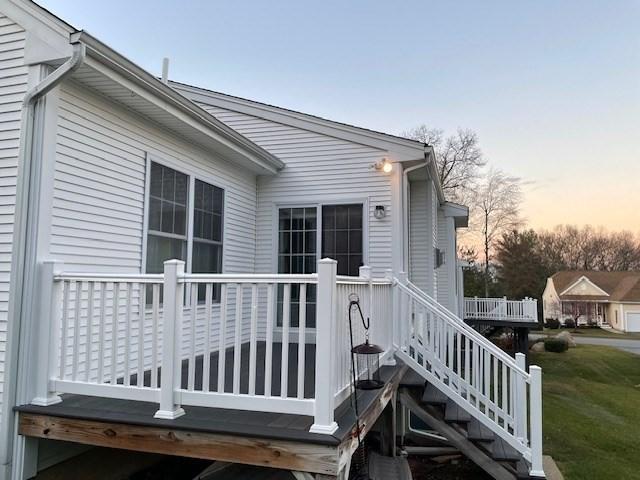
[491,437,521,462]
[367,452,413,480]
[401,370,427,388]
[444,400,472,423]
[465,418,495,442]
[422,384,448,405]
[516,459,532,479]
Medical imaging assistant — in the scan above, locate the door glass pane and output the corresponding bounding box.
[321,204,363,276]
[277,207,317,327]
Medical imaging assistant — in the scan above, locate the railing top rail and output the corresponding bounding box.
[464,297,537,304]
[399,280,530,380]
[54,273,164,283]
[180,273,318,284]
[336,275,393,285]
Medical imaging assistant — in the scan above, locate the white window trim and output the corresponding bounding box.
[141,153,226,275]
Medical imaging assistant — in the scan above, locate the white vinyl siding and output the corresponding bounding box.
[0,13,27,430]
[409,180,429,292]
[436,210,457,313]
[195,104,394,278]
[52,83,257,275]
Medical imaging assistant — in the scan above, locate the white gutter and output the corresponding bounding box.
[0,42,86,480]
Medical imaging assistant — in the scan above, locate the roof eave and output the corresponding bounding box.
[70,31,284,174]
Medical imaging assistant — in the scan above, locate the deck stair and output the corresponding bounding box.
[393,279,545,479]
[400,382,535,480]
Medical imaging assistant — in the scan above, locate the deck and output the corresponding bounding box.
[16,364,407,478]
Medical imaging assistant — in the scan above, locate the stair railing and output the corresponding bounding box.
[394,277,544,477]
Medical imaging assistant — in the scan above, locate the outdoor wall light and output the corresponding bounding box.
[374,205,386,219]
[374,158,393,173]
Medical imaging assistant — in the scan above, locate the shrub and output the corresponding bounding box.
[544,337,569,353]
[564,318,576,329]
[545,318,560,329]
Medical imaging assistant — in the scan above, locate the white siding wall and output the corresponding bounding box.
[428,180,438,296]
[0,13,27,429]
[436,212,458,314]
[195,104,393,277]
[52,83,257,274]
[409,180,429,292]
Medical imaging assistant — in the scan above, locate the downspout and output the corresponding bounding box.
[0,41,85,480]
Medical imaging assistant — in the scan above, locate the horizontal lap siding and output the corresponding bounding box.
[197,105,393,278]
[409,180,429,292]
[53,84,257,274]
[436,211,450,308]
[0,14,27,429]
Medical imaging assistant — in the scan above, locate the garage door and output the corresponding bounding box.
[626,312,640,332]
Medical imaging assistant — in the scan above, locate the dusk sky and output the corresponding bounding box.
[39,0,640,233]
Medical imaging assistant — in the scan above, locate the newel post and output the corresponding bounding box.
[529,365,545,477]
[310,258,338,434]
[155,259,186,419]
[32,260,64,406]
[394,271,408,351]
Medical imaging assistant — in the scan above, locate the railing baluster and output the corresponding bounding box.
[188,283,198,391]
[264,283,274,396]
[296,283,307,399]
[110,282,120,385]
[248,284,258,396]
[72,281,81,381]
[124,282,132,386]
[97,282,105,383]
[217,284,228,393]
[137,283,145,388]
[151,283,160,388]
[85,282,95,383]
[233,284,243,395]
[280,284,291,398]
[203,283,212,392]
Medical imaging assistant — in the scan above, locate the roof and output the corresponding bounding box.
[551,271,640,302]
[170,79,427,153]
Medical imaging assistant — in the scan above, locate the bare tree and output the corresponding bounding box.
[402,125,485,204]
[473,169,523,295]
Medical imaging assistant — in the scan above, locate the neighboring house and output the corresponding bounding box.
[543,271,640,331]
[0,1,545,480]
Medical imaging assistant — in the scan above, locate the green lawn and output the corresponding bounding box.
[531,345,640,480]
[533,327,640,340]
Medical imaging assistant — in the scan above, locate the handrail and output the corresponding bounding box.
[54,273,164,282]
[180,273,318,284]
[400,280,529,378]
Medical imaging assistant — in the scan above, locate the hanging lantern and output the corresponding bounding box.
[352,340,384,390]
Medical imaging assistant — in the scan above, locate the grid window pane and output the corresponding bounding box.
[146,234,186,274]
[321,204,363,276]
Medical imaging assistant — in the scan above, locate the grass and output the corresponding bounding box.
[531,345,640,479]
[533,327,640,340]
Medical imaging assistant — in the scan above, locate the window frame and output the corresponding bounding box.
[141,154,226,278]
[272,198,369,274]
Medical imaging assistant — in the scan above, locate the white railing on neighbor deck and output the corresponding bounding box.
[33,258,393,435]
[395,278,544,477]
[463,296,538,323]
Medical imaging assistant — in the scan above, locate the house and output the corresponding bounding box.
[0,1,545,479]
[543,271,640,331]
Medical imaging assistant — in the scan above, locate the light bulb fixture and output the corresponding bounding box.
[374,205,386,219]
[373,158,393,173]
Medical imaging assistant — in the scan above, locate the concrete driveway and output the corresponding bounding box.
[531,333,640,355]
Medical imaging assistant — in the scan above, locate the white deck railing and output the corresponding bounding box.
[33,258,393,435]
[395,279,544,477]
[463,296,538,323]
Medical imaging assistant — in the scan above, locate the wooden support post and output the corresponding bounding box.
[155,259,185,419]
[310,258,338,434]
[529,366,545,478]
[32,260,63,406]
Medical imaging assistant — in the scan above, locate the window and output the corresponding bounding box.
[145,162,224,301]
[321,204,363,276]
[146,162,188,273]
[277,208,317,327]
